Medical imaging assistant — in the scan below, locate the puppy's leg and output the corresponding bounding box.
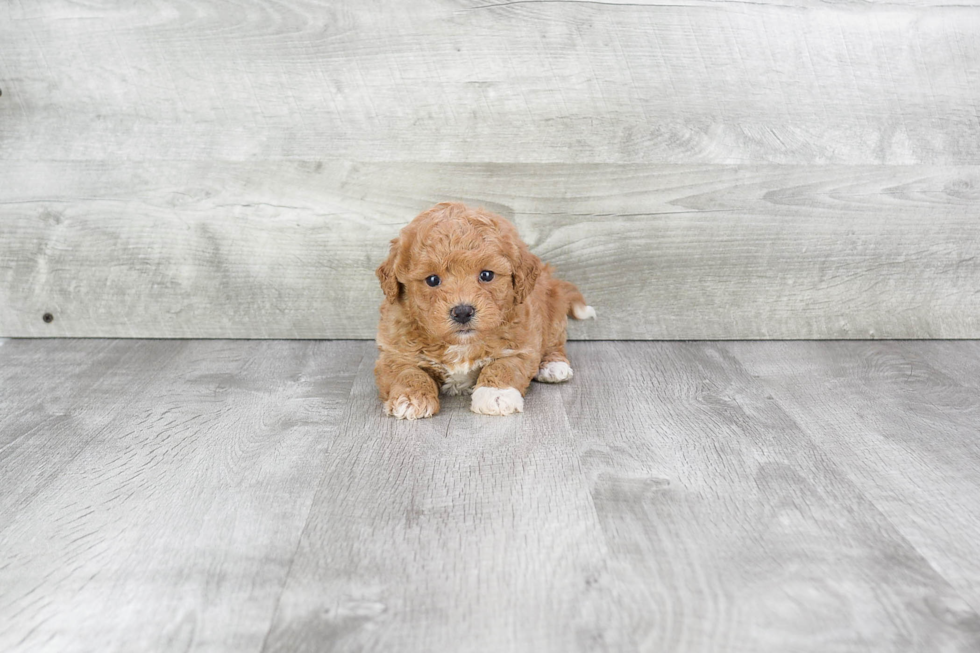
[376,360,440,420]
[535,345,574,383]
[471,355,538,416]
[535,279,586,384]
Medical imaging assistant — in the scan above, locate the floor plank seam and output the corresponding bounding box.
[722,342,980,619]
[258,345,370,653]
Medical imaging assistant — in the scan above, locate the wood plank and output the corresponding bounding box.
[261,350,612,652]
[727,340,980,613]
[0,339,186,520]
[895,340,980,391]
[1,1,979,165]
[3,161,978,338]
[0,339,367,653]
[3,340,980,649]
[557,341,980,651]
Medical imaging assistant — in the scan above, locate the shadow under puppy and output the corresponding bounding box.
[375,202,595,419]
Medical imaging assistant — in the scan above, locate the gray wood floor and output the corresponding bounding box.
[1,339,979,652]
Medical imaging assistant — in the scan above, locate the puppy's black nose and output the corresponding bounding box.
[450,304,475,324]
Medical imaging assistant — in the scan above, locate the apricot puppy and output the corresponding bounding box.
[374,202,595,419]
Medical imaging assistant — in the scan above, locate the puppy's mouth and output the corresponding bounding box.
[453,327,477,337]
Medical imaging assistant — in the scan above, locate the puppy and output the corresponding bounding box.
[374,202,595,419]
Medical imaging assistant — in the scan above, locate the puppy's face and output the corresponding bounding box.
[403,248,513,342]
[377,204,540,343]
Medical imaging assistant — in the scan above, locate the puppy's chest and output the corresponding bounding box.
[423,350,493,396]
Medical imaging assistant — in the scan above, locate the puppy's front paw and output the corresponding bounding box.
[535,361,573,383]
[385,393,439,420]
[470,386,524,416]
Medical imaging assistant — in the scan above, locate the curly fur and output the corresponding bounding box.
[374,202,595,419]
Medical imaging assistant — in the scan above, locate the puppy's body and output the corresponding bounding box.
[375,203,594,419]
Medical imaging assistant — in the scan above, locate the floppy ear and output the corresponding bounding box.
[376,237,402,303]
[512,240,541,305]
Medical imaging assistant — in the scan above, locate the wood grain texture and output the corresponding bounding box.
[0,339,367,652]
[727,341,980,613]
[2,161,978,338]
[557,341,980,652]
[1,0,979,164]
[3,0,980,338]
[894,340,980,391]
[3,340,980,651]
[262,350,611,653]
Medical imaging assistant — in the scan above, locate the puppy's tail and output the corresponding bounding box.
[558,279,597,321]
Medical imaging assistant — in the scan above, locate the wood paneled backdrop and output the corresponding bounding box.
[1,0,978,339]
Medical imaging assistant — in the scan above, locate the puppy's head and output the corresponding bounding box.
[376,203,541,342]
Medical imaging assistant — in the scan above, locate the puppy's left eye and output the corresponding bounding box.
[479,270,494,282]
[425,275,441,287]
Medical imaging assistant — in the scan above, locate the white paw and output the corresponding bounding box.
[572,304,596,320]
[470,386,524,416]
[535,360,573,383]
[385,394,437,420]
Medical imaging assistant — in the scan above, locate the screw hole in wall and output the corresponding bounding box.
[43,312,54,323]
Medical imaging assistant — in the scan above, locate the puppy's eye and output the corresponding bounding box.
[425,275,441,287]
[479,270,494,282]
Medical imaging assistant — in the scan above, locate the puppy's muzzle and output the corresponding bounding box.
[450,304,476,325]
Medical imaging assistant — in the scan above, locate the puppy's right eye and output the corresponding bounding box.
[425,275,441,287]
